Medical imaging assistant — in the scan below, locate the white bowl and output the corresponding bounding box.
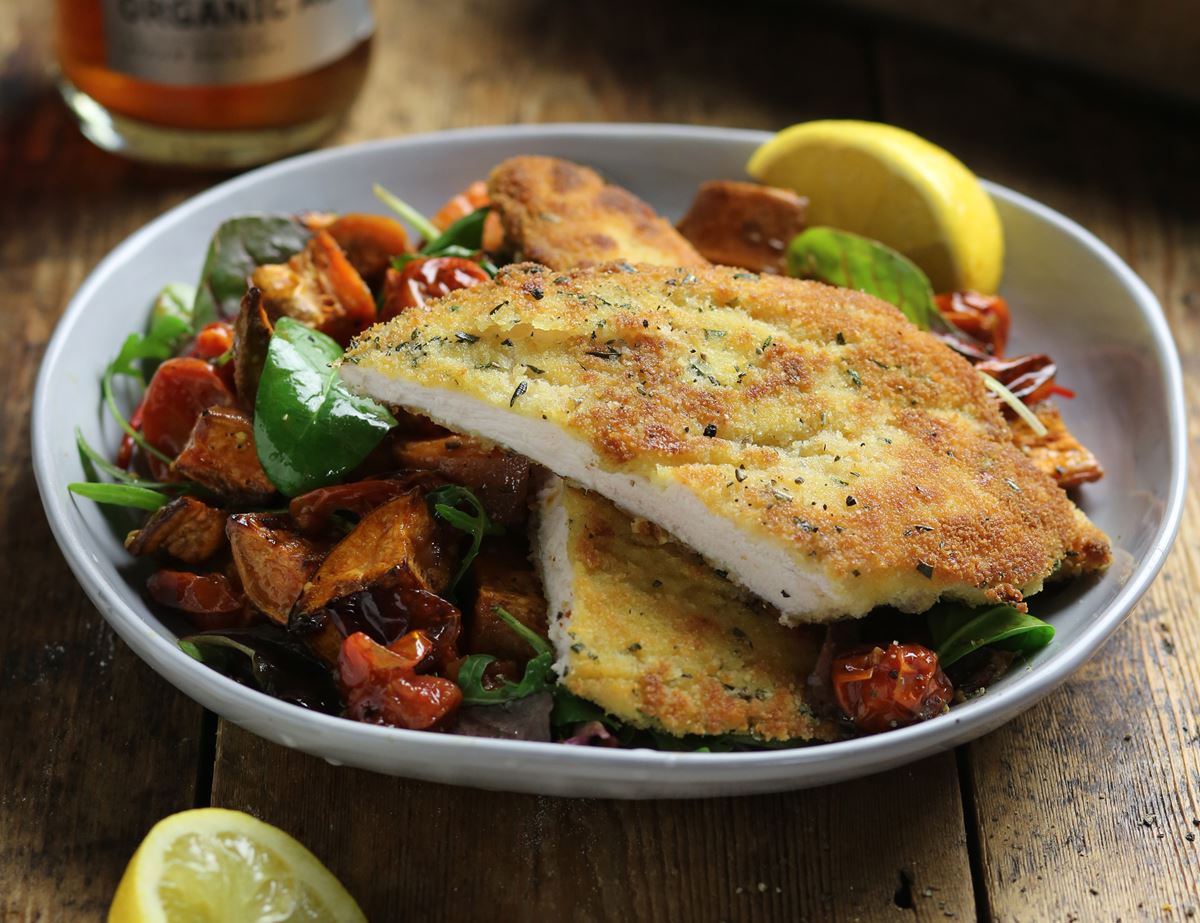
[31,124,1186,798]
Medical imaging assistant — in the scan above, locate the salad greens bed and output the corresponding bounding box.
[67,182,1060,750]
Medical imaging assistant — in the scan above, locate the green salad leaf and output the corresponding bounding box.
[253,317,395,497]
[456,606,556,706]
[421,207,489,254]
[67,482,170,511]
[928,603,1055,668]
[786,226,944,331]
[110,282,196,382]
[192,215,308,328]
[390,207,498,277]
[372,184,441,243]
[426,485,503,590]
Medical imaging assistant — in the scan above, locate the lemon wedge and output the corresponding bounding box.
[747,120,1003,293]
[108,808,366,923]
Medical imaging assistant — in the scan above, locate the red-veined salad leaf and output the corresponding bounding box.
[193,215,309,328]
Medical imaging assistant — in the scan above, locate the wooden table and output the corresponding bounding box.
[3,2,1198,919]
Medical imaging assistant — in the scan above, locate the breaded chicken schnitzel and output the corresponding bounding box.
[341,262,1109,623]
[488,156,706,270]
[535,477,839,741]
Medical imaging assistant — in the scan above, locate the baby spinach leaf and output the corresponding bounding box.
[787,227,943,331]
[253,317,395,497]
[427,485,504,590]
[928,603,1055,668]
[552,689,617,728]
[67,482,170,511]
[421,207,489,254]
[192,215,308,328]
[389,208,498,278]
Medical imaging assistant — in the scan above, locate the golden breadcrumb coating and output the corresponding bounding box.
[488,156,706,270]
[536,479,839,741]
[342,262,1110,622]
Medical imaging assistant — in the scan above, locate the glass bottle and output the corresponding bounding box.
[55,0,374,168]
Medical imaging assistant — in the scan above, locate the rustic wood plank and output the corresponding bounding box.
[0,7,213,918]
[876,35,1200,920]
[213,723,975,922]
[203,2,977,920]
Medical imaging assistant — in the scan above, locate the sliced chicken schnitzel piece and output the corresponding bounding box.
[535,477,838,741]
[341,262,1110,623]
[487,156,706,270]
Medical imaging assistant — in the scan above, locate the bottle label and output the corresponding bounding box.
[102,0,374,86]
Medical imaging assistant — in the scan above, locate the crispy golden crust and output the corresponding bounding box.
[487,156,706,270]
[1010,401,1104,489]
[545,484,839,741]
[344,262,1110,618]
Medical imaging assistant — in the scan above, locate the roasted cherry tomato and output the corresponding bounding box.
[189,321,234,361]
[140,358,235,477]
[935,291,1011,357]
[380,256,489,320]
[430,180,489,231]
[117,397,145,469]
[146,570,251,632]
[188,321,236,391]
[976,353,1074,406]
[832,642,954,733]
[338,631,462,730]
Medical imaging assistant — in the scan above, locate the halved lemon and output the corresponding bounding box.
[747,120,1003,293]
[108,808,366,923]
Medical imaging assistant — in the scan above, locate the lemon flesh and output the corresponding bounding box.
[109,809,366,923]
[747,120,1003,293]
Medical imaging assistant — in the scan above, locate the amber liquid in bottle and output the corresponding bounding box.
[55,0,373,167]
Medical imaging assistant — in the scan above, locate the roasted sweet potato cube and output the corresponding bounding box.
[227,514,328,625]
[232,286,273,407]
[391,435,531,526]
[250,230,375,346]
[465,540,548,662]
[1010,402,1104,489]
[676,180,807,274]
[171,406,276,505]
[125,496,227,564]
[294,488,456,614]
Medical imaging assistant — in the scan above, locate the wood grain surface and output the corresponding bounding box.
[1,0,1196,920]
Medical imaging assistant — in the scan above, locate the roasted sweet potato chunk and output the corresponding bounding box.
[676,180,807,274]
[295,489,456,614]
[465,540,548,662]
[391,435,531,526]
[1010,402,1104,489]
[125,496,227,564]
[232,286,273,407]
[326,213,413,287]
[291,489,459,666]
[227,514,328,625]
[172,406,276,505]
[250,230,375,346]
